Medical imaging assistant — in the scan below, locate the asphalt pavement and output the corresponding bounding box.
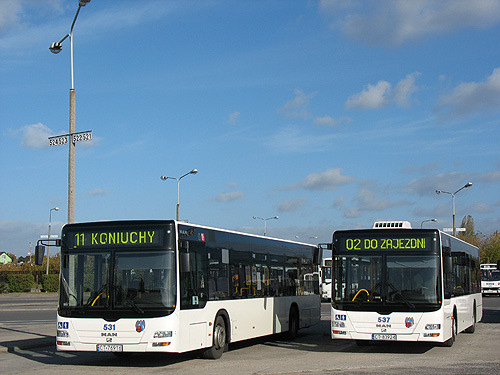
[0,292,58,353]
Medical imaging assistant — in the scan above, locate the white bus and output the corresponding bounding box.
[51,220,321,358]
[481,263,500,296]
[320,257,332,301]
[330,221,482,347]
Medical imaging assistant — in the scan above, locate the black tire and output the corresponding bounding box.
[201,315,227,359]
[285,306,299,340]
[442,314,457,347]
[464,305,476,333]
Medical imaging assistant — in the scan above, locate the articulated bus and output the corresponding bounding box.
[481,263,500,296]
[54,220,321,358]
[320,257,332,301]
[330,221,482,347]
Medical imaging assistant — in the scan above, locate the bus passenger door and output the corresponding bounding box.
[179,240,208,309]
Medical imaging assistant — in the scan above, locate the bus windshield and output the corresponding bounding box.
[60,250,176,317]
[481,269,500,281]
[334,254,441,313]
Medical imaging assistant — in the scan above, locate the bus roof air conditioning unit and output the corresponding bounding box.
[373,221,412,229]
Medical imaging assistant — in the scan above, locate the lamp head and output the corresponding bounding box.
[465,182,473,188]
[49,42,63,54]
[79,0,91,6]
[190,169,198,175]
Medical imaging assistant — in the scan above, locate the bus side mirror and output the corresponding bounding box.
[312,247,320,265]
[497,260,500,270]
[181,253,192,273]
[179,240,191,273]
[34,245,45,265]
[444,255,453,274]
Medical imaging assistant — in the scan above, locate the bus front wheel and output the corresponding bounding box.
[442,313,457,347]
[202,315,227,359]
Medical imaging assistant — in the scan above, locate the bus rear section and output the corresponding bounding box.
[481,263,500,296]
[55,220,321,358]
[330,221,482,347]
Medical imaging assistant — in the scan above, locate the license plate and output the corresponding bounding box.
[372,334,397,341]
[97,344,123,352]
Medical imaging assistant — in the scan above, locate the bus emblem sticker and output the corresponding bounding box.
[136,320,145,333]
[405,317,414,328]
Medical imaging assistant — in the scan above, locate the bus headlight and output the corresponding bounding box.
[423,333,440,337]
[332,321,345,328]
[153,331,172,338]
[57,330,69,337]
[425,324,441,330]
[152,342,171,347]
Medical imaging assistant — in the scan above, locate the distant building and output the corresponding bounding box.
[0,252,13,264]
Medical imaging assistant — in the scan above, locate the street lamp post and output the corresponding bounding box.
[420,218,437,228]
[49,0,91,224]
[47,207,59,275]
[436,182,473,236]
[253,216,279,236]
[160,169,198,220]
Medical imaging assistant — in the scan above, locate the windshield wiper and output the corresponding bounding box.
[386,282,416,309]
[61,277,78,304]
[114,285,144,314]
[82,283,109,312]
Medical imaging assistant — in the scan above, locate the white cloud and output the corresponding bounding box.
[214,191,245,203]
[469,202,494,214]
[406,172,470,196]
[313,115,351,127]
[320,0,500,46]
[353,187,410,212]
[265,125,338,154]
[346,80,391,110]
[438,67,500,117]
[0,0,23,36]
[299,168,353,191]
[277,198,307,213]
[278,89,316,119]
[88,188,108,197]
[478,170,500,182]
[333,195,347,207]
[227,111,240,125]
[20,123,53,149]
[346,73,420,110]
[393,72,421,107]
[0,219,63,257]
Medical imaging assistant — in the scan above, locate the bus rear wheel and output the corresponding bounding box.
[202,315,227,359]
[285,306,299,340]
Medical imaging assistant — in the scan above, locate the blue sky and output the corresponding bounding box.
[2,0,500,257]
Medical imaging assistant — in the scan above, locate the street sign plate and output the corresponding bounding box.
[49,136,68,147]
[73,131,92,143]
[48,130,92,146]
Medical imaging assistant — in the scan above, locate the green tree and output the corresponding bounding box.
[481,231,500,264]
[457,215,482,248]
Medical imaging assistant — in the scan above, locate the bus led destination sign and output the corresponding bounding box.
[343,237,428,251]
[67,228,164,249]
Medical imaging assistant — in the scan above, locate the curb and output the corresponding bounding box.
[1,338,55,353]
